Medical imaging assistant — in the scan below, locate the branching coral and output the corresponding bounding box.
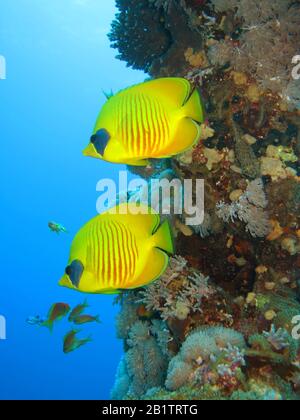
[115,294,139,340]
[263,325,291,352]
[150,319,173,357]
[233,123,260,179]
[165,327,246,391]
[247,322,299,366]
[193,213,213,238]
[109,0,204,76]
[111,357,131,400]
[112,320,169,399]
[283,80,300,112]
[208,1,300,98]
[149,0,173,13]
[139,256,214,320]
[109,0,172,72]
[210,0,239,13]
[235,0,289,24]
[216,178,271,237]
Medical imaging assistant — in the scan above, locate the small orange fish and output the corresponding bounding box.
[72,315,101,325]
[68,299,89,322]
[63,330,92,354]
[42,303,70,331]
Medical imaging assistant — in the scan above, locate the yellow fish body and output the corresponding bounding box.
[59,204,174,294]
[83,78,204,166]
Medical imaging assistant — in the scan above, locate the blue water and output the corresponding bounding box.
[0,0,145,400]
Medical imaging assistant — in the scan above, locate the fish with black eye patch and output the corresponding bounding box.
[90,128,111,157]
[83,77,204,166]
[65,260,84,289]
[59,203,174,294]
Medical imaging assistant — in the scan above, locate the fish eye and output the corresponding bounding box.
[90,128,111,156]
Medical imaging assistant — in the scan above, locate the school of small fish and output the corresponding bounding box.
[28,300,101,354]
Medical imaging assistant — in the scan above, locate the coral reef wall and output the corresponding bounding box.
[109,0,300,400]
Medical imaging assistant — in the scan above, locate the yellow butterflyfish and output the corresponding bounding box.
[59,203,174,294]
[83,77,204,166]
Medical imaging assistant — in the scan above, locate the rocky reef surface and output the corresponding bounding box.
[109,0,300,400]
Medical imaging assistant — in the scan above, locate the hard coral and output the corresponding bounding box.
[109,0,203,76]
[109,0,171,72]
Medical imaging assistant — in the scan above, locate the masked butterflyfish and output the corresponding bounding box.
[83,77,204,166]
[59,203,174,294]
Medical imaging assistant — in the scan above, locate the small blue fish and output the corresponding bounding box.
[26,315,45,326]
[48,221,68,234]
